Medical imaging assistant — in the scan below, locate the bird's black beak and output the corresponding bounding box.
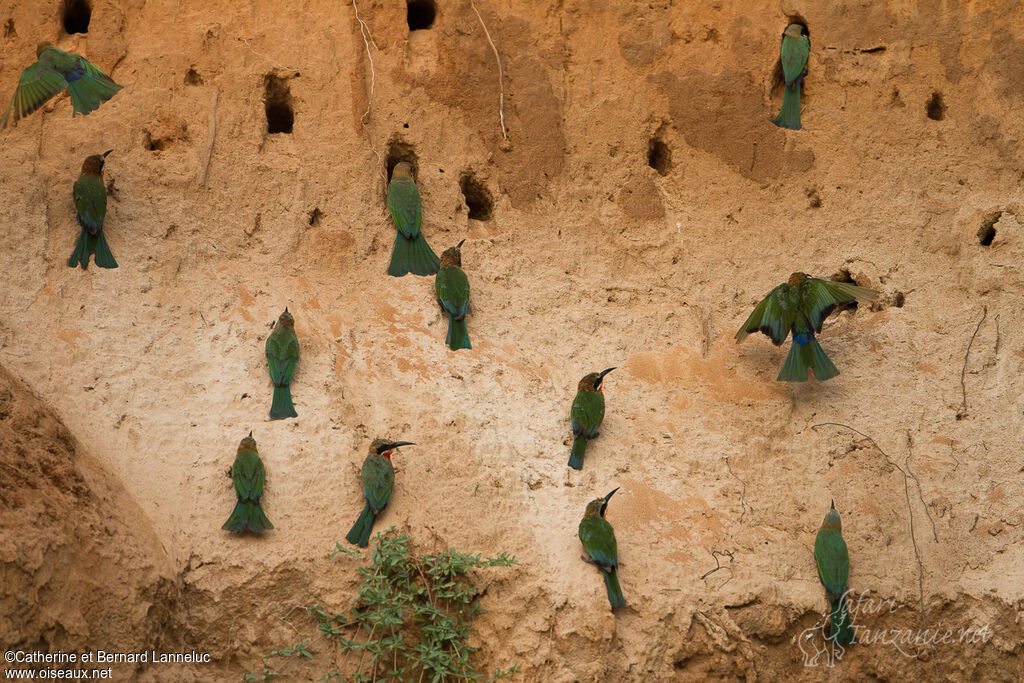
[830,499,835,510]
[595,367,616,389]
[102,149,113,158]
[600,487,619,516]
[284,306,289,314]
[456,239,466,249]
[378,441,415,454]
[248,430,253,438]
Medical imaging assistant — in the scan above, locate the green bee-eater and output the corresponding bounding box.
[735,272,877,382]
[222,431,274,533]
[266,308,299,420]
[568,368,615,470]
[772,24,810,130]
[346,439,414,547]
[386,162,439,277]
[68,150,116,270]
[814,501,853,644]
[579,487,625,609]
[435,239,471,350]
[1,42,122,128]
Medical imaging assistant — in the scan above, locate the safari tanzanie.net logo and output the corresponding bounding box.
[796,590,994,668]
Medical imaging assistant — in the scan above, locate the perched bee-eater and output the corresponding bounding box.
[735,273,877,381]
[223,431,273,533]
[435,239,471,350]
[68,150,116,269]
[1,42,122,128]
[814,501,854,644]
[266,308,299,420]
[773,24,810,130]
[386,162,439,277]
[346,439,414,547]
[568,368,615,470]
[579,487,625,609]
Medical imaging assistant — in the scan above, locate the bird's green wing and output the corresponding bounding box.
[814,530,849,597]
[362,454,395,512]
[233,450,266,501]
[386,177,422,238]
[265,328,299,385]
[436,266,470,318]
[736,283,794,345]
[72,173,107,232]
[80,55,118,83]
[579,516,618,568]
[780,33,810,85]
[570,389,605,438]
[802,278,878,332]
[1,61,68,128]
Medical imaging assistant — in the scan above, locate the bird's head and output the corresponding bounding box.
[440,239,465,268]
[787,272,809,287]
[585,487,620,518]
[579,367,616,392]
[783,23,805,39]
[81,150,112,175]
[371,438,414,460]
[36,42,54,57]
[239,430,257,452]
[821,499,842,532]
[277,308,294,327]
[391,162,414,181]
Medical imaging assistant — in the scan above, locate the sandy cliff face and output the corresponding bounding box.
[1,0,1022,680]
[0,366,180,669]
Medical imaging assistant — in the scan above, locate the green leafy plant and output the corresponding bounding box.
[246,528,518,682]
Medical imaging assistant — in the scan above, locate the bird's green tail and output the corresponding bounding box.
[445,314,471,351]
[68,74,123,117]
[68,230,117,270]
[773,81,802,130]
[388,233,440,277]
[778,337,838,382]
[346,503,375,547]
[828,595,854,645]
[92,230,117,269]
[603,568,626,609]
[270,384,297,420]
[568,435,587,470]
[68,227,90,270]
[222,500,273,533]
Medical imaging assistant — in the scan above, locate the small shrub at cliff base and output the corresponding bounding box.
[247,528,519,682]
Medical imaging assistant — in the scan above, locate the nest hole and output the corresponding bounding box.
[806,188,822,208]
[647,137,671,176]
[785,15,810,38]
[308,208,323,227]
[978,212,1000,246]
[407,0,436,31]
[63,0,90,34]
[144,132,167,152]
[3,19,16,38]
[184,68,203,86]
[460,173,494,221]
[385,138,418,182]
[264,75,294,134]
[926,92,946,121]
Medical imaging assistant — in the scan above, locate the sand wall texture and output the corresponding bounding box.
[1,0,1022,680]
